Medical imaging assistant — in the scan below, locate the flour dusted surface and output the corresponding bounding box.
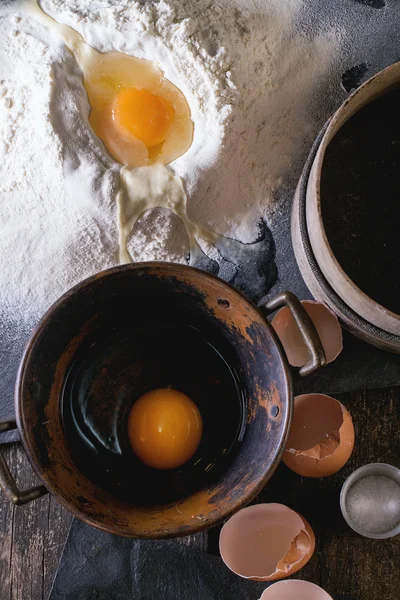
[0,0,341,330]
[39,0,340,241]
[0,6,118,331]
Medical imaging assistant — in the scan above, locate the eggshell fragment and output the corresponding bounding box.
[283,394,355,478]
[219,503,315,582]
[259,579,334,600]
[272,300,343,367]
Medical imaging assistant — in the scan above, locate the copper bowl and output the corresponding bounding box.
[0,263,325,538]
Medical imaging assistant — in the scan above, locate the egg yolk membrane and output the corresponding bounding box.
[127,388,203,470]
[113,87,174,149]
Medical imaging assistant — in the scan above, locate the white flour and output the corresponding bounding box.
[0,0,342,329]
[0,4,119,329]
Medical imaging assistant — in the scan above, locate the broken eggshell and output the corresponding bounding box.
[272,300,343,367]
[283,394,355,478]
[259,579,334,600]
[219,503,315,581]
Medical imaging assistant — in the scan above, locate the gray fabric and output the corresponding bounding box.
[49,519,267,600]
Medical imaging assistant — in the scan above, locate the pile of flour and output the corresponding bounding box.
[0,5,118,328]
[0,0,342,330]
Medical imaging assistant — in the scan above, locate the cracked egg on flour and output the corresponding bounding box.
[25,0,218,264]
[85,53,194,168]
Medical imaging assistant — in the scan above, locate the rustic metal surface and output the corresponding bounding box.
[0,420,47,505]
[260,291,326,376]
[14,263,298,538]
[0,386,398,600]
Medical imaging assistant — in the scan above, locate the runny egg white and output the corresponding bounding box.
[26,0,217,264]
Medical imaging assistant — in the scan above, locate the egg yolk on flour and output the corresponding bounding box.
[83,53,193,168]
[128,388,203,470]
[26,1,193,167]
[113,87,174,149]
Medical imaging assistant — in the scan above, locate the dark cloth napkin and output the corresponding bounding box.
[49,519,359,600]
[49,518,267,600]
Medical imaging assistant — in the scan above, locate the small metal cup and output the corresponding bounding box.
[340,463,400,539]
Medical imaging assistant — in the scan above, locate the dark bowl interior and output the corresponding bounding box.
[17,263,291,538]
[321,86,400,316]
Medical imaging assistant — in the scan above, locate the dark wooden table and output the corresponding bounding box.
[0,386,399,600]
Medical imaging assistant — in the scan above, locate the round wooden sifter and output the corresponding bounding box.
[292,62,400,353]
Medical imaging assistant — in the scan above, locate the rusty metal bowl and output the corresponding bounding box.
[0,263,325,538]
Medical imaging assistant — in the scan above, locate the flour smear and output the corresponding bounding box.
[0,0,342,331]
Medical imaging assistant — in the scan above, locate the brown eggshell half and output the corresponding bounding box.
[259,579,334,599]
[272,300,343,367]
[283,394,355,478]
[219,503,315,581]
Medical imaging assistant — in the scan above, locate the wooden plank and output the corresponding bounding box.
[0,446,15,600]
[207,386,400,599]
[7,443,48,600]
[0,443,72,600]
[257,386,400,600]
[1,387,399,599]
[315,387,400,600]
[43,498,72,599]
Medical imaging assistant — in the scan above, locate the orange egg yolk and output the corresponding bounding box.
[127,388,203,470]
[112,87,174,149]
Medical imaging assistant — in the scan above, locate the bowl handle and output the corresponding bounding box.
[259,291,326,376]
[0,419,48,505]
